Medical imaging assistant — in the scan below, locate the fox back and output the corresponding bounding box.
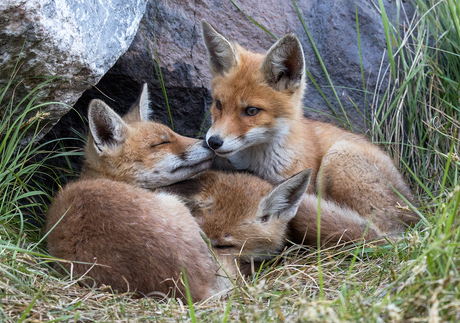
[47,179,221,301]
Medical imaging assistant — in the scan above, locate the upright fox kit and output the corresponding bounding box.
[47,85,311,301]
[201,21,419,236]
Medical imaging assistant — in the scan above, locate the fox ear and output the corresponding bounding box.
[260,33,305,92]
[123,83,151,123]
[258,168,312,223]
[88,99,128,154]
[202,20,238,76]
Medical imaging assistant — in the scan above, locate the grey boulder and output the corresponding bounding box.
[0,0,148,140]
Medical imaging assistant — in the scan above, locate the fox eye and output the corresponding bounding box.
[151,141,170,148]
[260,215,270,223]
[215,245,234,250]
[244,107,260,116]
[215,100,222,110]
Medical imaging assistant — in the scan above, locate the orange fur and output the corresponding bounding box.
[164,170,383,251]
[162,170,312,275]
[47,179,221,301]
[201,21,420,238]
[47,85,224,302]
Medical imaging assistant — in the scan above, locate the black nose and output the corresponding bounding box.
[207,135,223,150]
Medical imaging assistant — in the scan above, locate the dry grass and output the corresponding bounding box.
[2,230,451,322]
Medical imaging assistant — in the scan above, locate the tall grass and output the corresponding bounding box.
[0,68,82,321]
[1,0,460,321]
[373,0,459,202]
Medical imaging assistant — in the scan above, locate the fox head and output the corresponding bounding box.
[83,84,214,188]
[191,169,312,267]
[201,20,306,157]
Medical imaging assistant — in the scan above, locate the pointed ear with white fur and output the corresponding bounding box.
[122,83,151,123]
[260,33,305,92]
[258,168,312,223]
[201,20,238,76]
[88,99,128,154]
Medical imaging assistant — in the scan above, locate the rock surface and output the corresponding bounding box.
[0,0,148,140]
[45,0,413,174]
[63,0,413,134]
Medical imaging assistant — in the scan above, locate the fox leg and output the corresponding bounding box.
[317,141,419,234]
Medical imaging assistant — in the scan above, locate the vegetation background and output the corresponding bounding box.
[1,0,459,321]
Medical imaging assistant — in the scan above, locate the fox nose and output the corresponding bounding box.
[207,135,223,150]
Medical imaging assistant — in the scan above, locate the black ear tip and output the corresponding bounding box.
[291,168,312,187]
[293,168,312,177]
[283,33,299,40]
[281,33,302,47]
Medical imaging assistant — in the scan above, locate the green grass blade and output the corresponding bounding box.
[292,0,352,130]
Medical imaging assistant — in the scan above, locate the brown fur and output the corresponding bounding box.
[47,85,223,302]
[82,121,200,182]
[291,195,382,247]
[201,22,420,239]
[47,85,311,302]
[164,171,383,250]
[81,99,213,189]
[47,179,221,301]
[163,171,295,276]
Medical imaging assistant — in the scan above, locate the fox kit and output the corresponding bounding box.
[162,169,313,275]
[201,21,419,237]
[47,84,311,301]
[81,85,213,188]
[47,84,220,301]
[164,171,382,250]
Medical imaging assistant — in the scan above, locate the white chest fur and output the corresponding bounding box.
[227,119,295,184]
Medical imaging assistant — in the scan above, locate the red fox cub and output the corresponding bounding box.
[162,169,313,275]
[81,85,213,188]
[47,84,311,301]
[47,84,219,301]
[201,21,420,236]
[163,170,382,250]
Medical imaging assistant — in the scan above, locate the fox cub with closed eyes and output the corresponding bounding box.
[47,84,219,301]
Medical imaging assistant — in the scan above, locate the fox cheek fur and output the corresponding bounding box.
[82,84,214,189]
